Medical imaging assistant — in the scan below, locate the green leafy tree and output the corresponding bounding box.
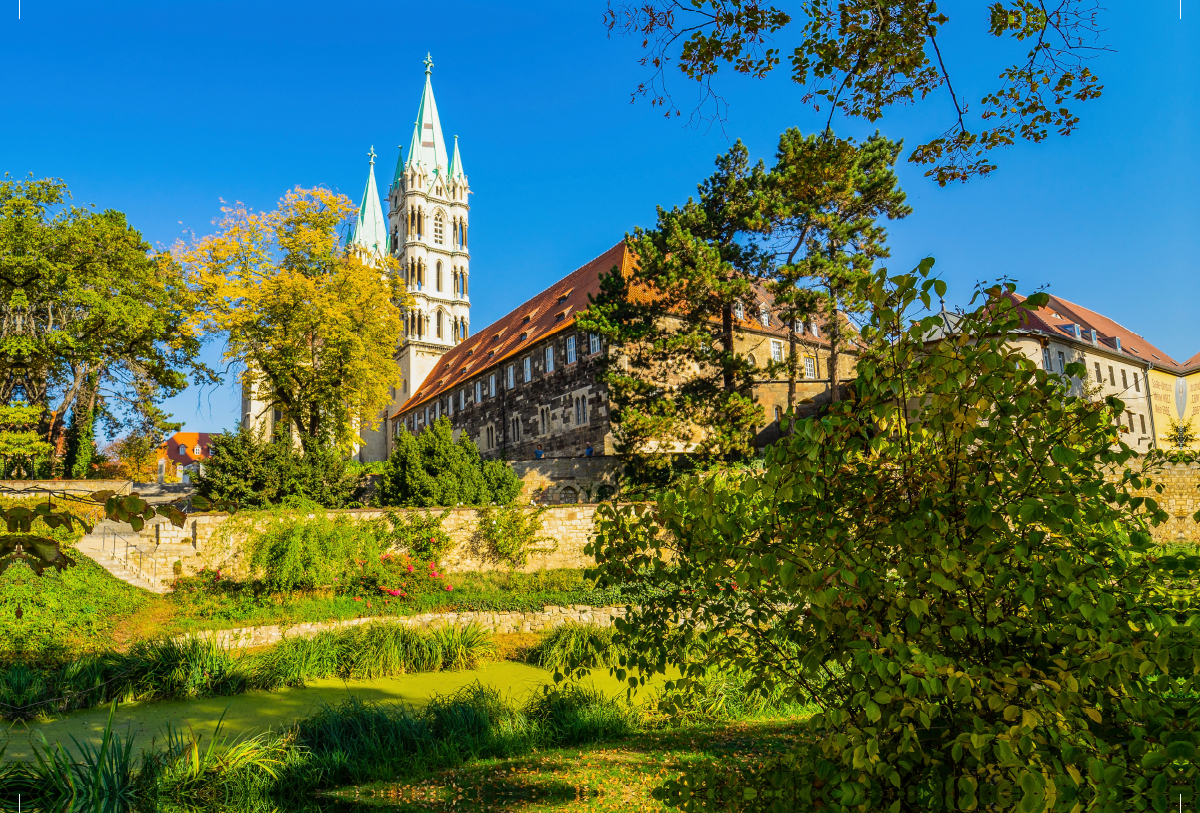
[587,261,1183,808]
[604,1,1109,184]
[0,402,54,479]
[62,393,98,480]
[378,417,521,507]
[578,141,770,484]
[0,177,213,460]
[766,128,911,406]
[196,425,361,509]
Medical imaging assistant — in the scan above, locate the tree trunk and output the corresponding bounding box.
[722,303,734,393]
[787,323,797,434]
[828,291,842,404]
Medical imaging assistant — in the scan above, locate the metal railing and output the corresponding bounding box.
[100,524,159,586]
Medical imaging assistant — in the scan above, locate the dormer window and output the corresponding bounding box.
[759,306,770,327]
[179,444,187,456]
[734,303,744,320]
[520,332,528,340]
[523,315,531,324]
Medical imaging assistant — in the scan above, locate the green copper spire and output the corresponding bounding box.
[449,134,466,180]
[391,143,404,191]
[405,53,449,175]
[351,146,388,260]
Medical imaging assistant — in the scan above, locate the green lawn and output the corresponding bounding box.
[333,716,809,813]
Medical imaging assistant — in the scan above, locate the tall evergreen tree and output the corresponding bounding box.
[766,129,911,405]
[579,141,772,484]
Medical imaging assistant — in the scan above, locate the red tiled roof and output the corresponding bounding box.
[1009,292,1183,371]
[158,431,215,465]
[396,241,857,418]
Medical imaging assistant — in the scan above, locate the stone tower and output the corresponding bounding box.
[358,54,471,461]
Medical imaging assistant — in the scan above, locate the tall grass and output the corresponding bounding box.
[1,681,642,808]
[527,622,629,671]
[0,623,493,721]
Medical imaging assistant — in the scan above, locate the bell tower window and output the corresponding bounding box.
[434,211,444,245]
[436,261,443,292]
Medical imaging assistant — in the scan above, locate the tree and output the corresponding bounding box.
[196,424,362,509]
[62,375,99,479]
[378,417,522,507]
[176,187,407,454]
[0,176,211,462]
[766,129,911,405]
[577,141,771,483]
[604,1,1109,184]
[586,261,1180,808]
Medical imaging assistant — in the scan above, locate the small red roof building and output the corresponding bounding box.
[158,432,215,466]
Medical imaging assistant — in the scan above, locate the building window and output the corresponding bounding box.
[437,310,444,338]
[435,401,441,419]
[774,406,782,423]
[193,444,201,456]
[1133,372,1140,392]
[1121,369,1128,389]
[1042,349,1053,371]
[575,395,589,425]
[485,425,495,449]
[506,365,515,389]
[524,357,532,383]
[1139,414,1147,434]
[488,374,496,397]
[734,302,744,320]
[804,357,816,379]
[459,389,465,410]
[510,415,522,441]
[760,305,770,327]
[434,211,444,244]
[179,444,187,456]
[1127,411,1134,431]
[1094,362,1102,384]
[771,341,783,363]
[424,407,429,426]
[589,333,601,355]
[1057,351,1065,373]
[1108,366,1115,385]
[567,335,577,364]
[545,345,554,372]
[436,261,443,291]
[747,354,757,368]
[475,381,482,402]
[540,406,550,435]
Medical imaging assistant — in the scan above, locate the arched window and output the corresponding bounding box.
[453,268,459,297]
[436,310,443,338]
[436,261,443,291]
[462,273,468,297]
[434,211,445,245]
[417,260,424,289]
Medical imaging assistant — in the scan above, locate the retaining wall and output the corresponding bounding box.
[193,604,628,649]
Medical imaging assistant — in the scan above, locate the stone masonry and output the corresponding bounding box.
[192,604,629,650]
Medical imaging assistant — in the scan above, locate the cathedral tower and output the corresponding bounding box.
[358,54,471,460]
[389,55,471,417]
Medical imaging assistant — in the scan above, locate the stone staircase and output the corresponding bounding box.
[76,520,171,594]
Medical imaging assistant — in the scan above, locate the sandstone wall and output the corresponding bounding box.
[192,604,628,649]
[1128,461,1200,543]
[107,504,604,582]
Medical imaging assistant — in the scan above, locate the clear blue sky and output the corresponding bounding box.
[2,2,1195,433]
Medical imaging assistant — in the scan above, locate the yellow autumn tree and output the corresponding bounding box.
[176,187,407,454]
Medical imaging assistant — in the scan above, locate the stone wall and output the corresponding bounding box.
[1128,461,1200,543]
[0,479,131,495]
[99,504,604,582]
[192,604,628,649]
[511,457,621,505]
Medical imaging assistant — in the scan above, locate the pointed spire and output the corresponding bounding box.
[450,135,466,181]
[351,146,388,260]
[405,54,449,176]
[391,144,404,191]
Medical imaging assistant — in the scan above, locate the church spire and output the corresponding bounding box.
[449,135,466,181]
[351,146,388,259]
[405,53,449,176]
[390,144,404,191]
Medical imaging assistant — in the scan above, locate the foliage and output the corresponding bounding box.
[766,128,910,408]
[175,186,407,454]
[242,511,388,593]
[381,507,454,560]
[379,416,522,507]
[0,176,212,459]
[578,141,770,483]
[477,504,552,569]
[0,401,54,479]
[527,621,628,672]
[603,1,1109,184]
[62,390,99,479]
[586,262,1189,809]
[196,423,362,509]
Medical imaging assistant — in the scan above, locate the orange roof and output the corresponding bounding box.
[396,240,856,418]
[158,431,215,465]
[1009,292,1183,371]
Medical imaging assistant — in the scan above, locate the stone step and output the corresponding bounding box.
[75,545,170,594]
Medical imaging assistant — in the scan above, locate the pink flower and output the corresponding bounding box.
[354,597,362,602]
[407,564,414,573]
[445,585,453,591]
[431,571,439,578]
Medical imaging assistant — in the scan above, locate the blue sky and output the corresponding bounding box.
[2,2,1195,433]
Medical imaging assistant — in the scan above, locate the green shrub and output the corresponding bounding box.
[477,504,553,568]
[242,510,387,593]
[379,507,454,560]
[527,622,627,672]
[197,425,362,509]
[378,417,522,507]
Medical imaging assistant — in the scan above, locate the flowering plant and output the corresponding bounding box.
[348,551,453,600]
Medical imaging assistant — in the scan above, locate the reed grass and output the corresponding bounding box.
[526,621,628,671]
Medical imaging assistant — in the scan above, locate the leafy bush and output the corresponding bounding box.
[379,507,454,560]
[197,425,362,509]
[527,622,627,672]
[477,504,553,568]
[591,264,1191,809]
[378,417,522,507]
[243,511,386,593]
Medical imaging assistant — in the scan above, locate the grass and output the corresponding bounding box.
[0,623,495,721]
[526,622,628,671]
[334,715,811,812]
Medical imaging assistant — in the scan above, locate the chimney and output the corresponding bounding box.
[1088,328,1098,346]
[1114,337,1123,354]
